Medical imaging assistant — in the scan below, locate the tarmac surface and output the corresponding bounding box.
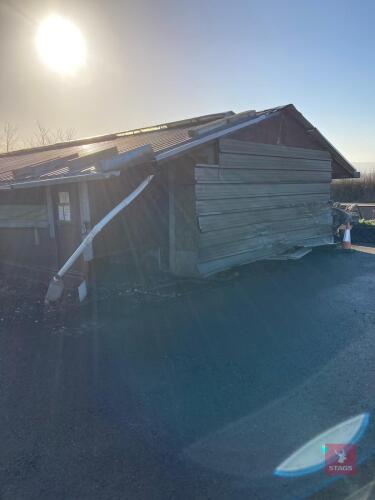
[0,246,375,499]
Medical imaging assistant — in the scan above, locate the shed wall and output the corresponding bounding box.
[0,187,58,270]
[230,112,346,179]
[167,157,200,276]
[196,139,333,275]
[88,165,169,272]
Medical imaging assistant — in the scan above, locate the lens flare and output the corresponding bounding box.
[274,413,370,477]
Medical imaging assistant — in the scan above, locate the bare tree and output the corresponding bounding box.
[51,127,76,143]
[22,137,37,149]
[52,128,65,143]
[33,121,52,146]
[1,122,19,152]
[64,127,76,141]
[29,122,77,146]
[0,122,78,151]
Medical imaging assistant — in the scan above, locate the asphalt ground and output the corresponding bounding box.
[0,245,375,499]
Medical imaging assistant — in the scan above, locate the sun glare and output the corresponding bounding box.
[36,15,86,75]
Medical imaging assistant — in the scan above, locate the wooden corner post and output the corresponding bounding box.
[168,167,176,274]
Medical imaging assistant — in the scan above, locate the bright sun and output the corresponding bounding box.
[36,15,86,75]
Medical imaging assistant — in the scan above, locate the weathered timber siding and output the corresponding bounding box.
[196,139,333,275]
[88,164,169,270]
[229,111,346,178]
[167,148,213,276]
[0,187,59,269]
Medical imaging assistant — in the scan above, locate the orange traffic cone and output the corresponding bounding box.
[342,223,352,250]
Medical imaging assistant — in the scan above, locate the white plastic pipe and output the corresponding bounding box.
[57,174,154,278]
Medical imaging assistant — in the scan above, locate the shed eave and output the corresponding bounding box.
[8,171,120,190]
[285,105,359,178]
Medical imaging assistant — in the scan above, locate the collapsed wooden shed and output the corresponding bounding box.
[193,140,332,275]
[0,105,358,286]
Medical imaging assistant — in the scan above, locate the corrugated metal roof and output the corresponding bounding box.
[0,109,283,187]
[0,125,193,184]
[0,106,358,187]
[0,111,235,172]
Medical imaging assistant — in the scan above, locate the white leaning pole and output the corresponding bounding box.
[45,174,155,304]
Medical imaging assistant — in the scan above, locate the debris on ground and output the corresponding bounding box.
[0,269,227,329]
[332,202,360,229]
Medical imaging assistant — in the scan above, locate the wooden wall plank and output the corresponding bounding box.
[195,166,331,184]
[199,226,332,261]
[0,204,48,228]
[218,154,331,171]
[199,213,332,247]
[198,205,330,232]
[219,139,330,160]
[196,182,330,200]
[197,233,333,276]
[168,167,176,274]
[196,193,329,216]
[170,157,201,276]
[78,181,93,262]
[46,186,55,238]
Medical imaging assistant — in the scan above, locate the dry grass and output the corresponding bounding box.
[332,172,375,202]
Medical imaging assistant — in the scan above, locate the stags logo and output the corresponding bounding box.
[325,444,356,475]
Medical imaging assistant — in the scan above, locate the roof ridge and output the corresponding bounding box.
[0,111,234,159]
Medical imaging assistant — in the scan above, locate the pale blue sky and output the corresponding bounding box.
[1,0,374,161]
